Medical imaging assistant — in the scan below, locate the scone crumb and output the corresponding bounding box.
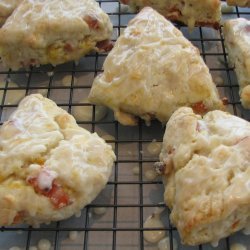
[93,207,107,215]
[69,231,78,241]
[214,76,224,85]
[211,240,219,247]
[221,2,234,13]
[242,225,250,235]
[154,162,166,175]
[147,140,162,156]
[47,71,54,77]
[230,243,247,250]
[132,166,140,175]
[144,169,157,181]
[72,99,107,122]
[9,247,21,250]
[62,75,77,86]
[37,239,51,250]
[75,211,81,218]
[29,246,38,250]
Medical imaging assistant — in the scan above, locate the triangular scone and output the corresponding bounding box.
[0,0,22,26]
[223,18,250,109]
[88,7,223,126]
[0,94,115,226]
[157,107,250,245]
[227,0,250,7]
[120,0,221,29]
[0,0,113,70]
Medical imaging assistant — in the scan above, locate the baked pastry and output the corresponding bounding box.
[223,18,250,109]
[226,0,250,7]
[156,107,250,245]
[0,0,113,70]
[0,0,22,26]
[88,7,223,126]
[120,0,221,29]
[0,94,115,226]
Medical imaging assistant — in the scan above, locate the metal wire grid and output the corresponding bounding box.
[0,1,250,250]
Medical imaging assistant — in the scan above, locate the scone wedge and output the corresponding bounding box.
[120,0,221,29]
[223,18,250,109]
[226,0,250,7]
[0,0,113,70]
[156,107,250,245]
[88,7,223,126]
[0,94,115,226]
[0,0,22,26]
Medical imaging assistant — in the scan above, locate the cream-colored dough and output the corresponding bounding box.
[119,0,221,29]
[89,7,223,126]
[158,107,250,245]
[0,0,113,69]
[223,18,250,109]
[0,94,115,226]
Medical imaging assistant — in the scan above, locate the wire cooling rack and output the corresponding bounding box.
[0,1,250,250]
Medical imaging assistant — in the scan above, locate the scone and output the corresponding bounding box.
[223,18,250,109]
[88,7,223,126]
[0,94,115,226]
[0,0,22,26]
[227,0,250,7]
[120,0,221,29]
[156,107,250,245]
[0,0,113,70]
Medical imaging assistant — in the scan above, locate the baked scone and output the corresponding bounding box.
[0,0,113,70]
[120,0,221,29]
[157,107,250,245]
[226,0,250,7]
[0,0,22,26]
[223,18,250,109]
[88,7,223,126]
[0,94,115,226]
